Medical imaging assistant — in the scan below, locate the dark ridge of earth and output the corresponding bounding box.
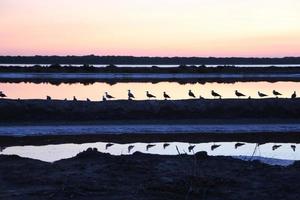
[1,149,300,200]
[1,98,300,123]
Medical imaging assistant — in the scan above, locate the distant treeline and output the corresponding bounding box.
[1,55,300,64]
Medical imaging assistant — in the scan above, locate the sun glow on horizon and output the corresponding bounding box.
[1,0,300,57]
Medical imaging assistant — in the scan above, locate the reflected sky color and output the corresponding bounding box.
[1,0,300,56]
[0,142,297,165]
[0,81,298,100]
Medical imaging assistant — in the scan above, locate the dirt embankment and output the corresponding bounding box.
[0,98,300,123]
[1,149,300,200]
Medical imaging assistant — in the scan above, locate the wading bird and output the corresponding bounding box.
[272,145,281,151]
[0,91,6,98]
[258,91,268,98]
[128,145,134,153]
[188,90,195,98]
[146,91,156,99]
[273,90,282,98]
[128,90,135,100]
[235,142,245,149]
[105,143,114,150]
[291,145,296,152]
[105,92,114,99]
[211,144,221,151]
[46,96,51,100]
[102,96,107,101]
[188,145,195,152]
[211,90,222,99]
[235,90,246,98]
[163,143,170,149]
[163,92,170,100]
[73,96,77,101]
[291,91,297,99]
[146,144,156,151]
[86,98,91,102]
[199,96,205,99]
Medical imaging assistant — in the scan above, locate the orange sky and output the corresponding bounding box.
[1,0,300,57]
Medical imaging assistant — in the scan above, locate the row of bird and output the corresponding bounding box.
[0,89,297,101]
[105,142,297,153]
[102,89,297,101]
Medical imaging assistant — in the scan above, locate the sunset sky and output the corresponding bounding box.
[1,0,300,57]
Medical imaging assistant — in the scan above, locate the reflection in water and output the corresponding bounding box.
[0,142,298,166]
[0,81,299,100]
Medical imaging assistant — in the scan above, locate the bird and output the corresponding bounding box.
[258,91,268,98]
[188,90,195,98]
[272,90,282,98]
[235,90,246,98]
[188,145,195,152]
[272,144,281,151]
[128,145,134,153]
[163,92,170,100]
[86,98,91,102]
[291,91,297,99]
[105,143,114,150]
[146,144,156,151]
[0,91,6,98]
[128,90,135,100]
[105,92,114,99]
[46,96,51,100]
[146,91,156,99]
[73,96,77,101]
[235,142,245,149]
[199,96,205,99]
[163,143,170,149]
[102,96,107,101]
[291,145,296,152]
[211,90,222,99]
[211,144,221,151]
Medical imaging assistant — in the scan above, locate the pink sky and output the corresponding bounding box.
[1,0,300,57]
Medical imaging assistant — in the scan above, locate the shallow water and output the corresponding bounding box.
[1,64,300,68]
[0,81,299,100]
[0,142,297,166]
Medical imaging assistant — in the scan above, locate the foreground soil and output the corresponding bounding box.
[1,149,300,200]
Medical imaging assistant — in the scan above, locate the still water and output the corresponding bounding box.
[0,142,297,166]
[0,81,298,100]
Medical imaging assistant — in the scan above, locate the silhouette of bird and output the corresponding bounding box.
[272,144,281,151]
[105,92,114,99]
[105,143,114,150]
[128,145,134,153]
[235,90,245,98]
[291,91,297,99]
[188,90,195,98]
[86,98,91,102]
[291,145,296,152]
[211,144,221,151]
[163,143,170,149]
[146,91,156,99]
[188,145,195,152]
[64,98,67,101]
[258,91,268,98]
[235,142,245,149]
[46,96,51,100]
[128,90,135,100]
[272,90,282,98]
[146,144,156,151]
[102,96,107,101]
[163,92,170,100]
[0,91,6,98]
[211,90,222,99]
[73,96,77,101]
[199,96,205,99]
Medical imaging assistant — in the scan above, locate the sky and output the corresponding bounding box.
[1,0,300,57]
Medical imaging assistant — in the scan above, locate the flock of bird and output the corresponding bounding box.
[104,142,297,153]
[0,89,298,101]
